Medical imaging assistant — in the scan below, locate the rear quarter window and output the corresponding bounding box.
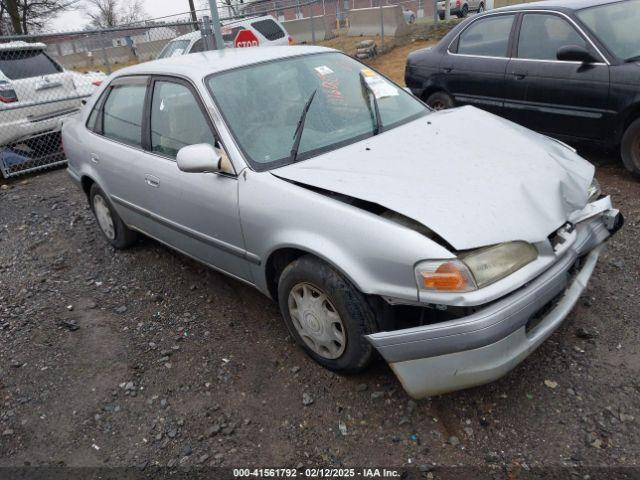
[0,49,62,80]
[250,19,285,40]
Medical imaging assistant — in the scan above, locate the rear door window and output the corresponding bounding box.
[0,49,62,80]
[250,19,285,40]
[101,81,147,147]
[456,15,515,57]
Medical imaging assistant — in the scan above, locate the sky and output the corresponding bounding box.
[50,0,208,32]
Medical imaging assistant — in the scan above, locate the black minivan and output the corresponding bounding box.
[405,0,640,174]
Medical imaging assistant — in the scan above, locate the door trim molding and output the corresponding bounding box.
[111,194,261,265]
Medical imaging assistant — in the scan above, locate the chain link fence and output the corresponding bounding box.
[0,0,448,178]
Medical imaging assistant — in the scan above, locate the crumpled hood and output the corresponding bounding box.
[273,106,594,251]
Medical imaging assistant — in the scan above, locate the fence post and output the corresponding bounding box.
[311,10,316,43]
[379,1,385,49]
[202,15,214,50]
[207,0,224,49]
[99,32,112,75]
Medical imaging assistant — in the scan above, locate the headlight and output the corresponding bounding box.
[588,177,601,203]
[416,241,538,292]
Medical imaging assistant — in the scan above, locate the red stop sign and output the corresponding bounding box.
[234,29,259,48]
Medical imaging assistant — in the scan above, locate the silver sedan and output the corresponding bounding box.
[62,46,622,398]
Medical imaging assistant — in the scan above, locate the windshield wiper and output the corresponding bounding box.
[360,73,382,135]
[624,54,640,63]
[290,88,317,164]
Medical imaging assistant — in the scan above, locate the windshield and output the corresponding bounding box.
[206,52,428,170]
[157,39,191,59]
[577,0,640,61]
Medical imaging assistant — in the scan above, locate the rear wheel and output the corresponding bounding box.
[89,184,137,249]
[277,255,377,373]
[426,91,454,111]
[621,118,640,175]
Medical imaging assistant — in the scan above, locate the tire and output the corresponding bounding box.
[621,117,640,175]
[277,255,377,373]
[425,91,454,111]
[89,183,137,249]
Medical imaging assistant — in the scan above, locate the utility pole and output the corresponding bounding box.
[188,0,199,29]
[207,0,225,50]
[6,0,23,35]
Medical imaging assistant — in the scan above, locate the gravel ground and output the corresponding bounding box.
[0,152,638,472]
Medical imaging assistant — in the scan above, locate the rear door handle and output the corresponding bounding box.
[90,153,99,164]
[511,70,528,80]
[145,174,160,188]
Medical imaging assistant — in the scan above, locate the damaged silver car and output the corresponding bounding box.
[62,46,623,398]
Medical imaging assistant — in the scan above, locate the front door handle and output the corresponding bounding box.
[90,153,99,164]
[145,174,160,188]
[511,70,528,80]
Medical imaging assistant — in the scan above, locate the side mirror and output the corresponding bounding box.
[176,143,221,173]
[557,44,598,63]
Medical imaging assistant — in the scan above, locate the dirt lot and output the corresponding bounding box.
[1,150,639,473]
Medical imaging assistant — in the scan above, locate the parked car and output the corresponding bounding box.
[156,15,292,59]
[406,0,640,175]
[403,8,417,24]
[437,0,485,19]
[62,46,622,398]
[0,41,105,148]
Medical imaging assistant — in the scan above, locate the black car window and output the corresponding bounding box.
[0,49,62,80]
[456,15,514,57]
[250,19,285,40]
[222,26,245,43]
[150,80,216,159]
[102,83,146,147]
[190,38,205,53]
[518,14,588,61]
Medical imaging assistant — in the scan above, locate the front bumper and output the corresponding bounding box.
[366,207,622,398]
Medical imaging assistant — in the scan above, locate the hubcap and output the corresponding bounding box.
[287,283,346,359]
[93,194,115,241]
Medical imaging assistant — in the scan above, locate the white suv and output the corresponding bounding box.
[0,41,105,148]
[157,16,292,59]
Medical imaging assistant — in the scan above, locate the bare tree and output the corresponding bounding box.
[83,0,147,28]
[0,0,78,34]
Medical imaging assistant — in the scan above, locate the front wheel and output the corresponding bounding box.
[621,118,640,175]
[425,91,454,111]
[277,256,377,373]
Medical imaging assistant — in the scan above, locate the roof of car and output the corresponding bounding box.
[493,0,625,12]
[114,45,335,78]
